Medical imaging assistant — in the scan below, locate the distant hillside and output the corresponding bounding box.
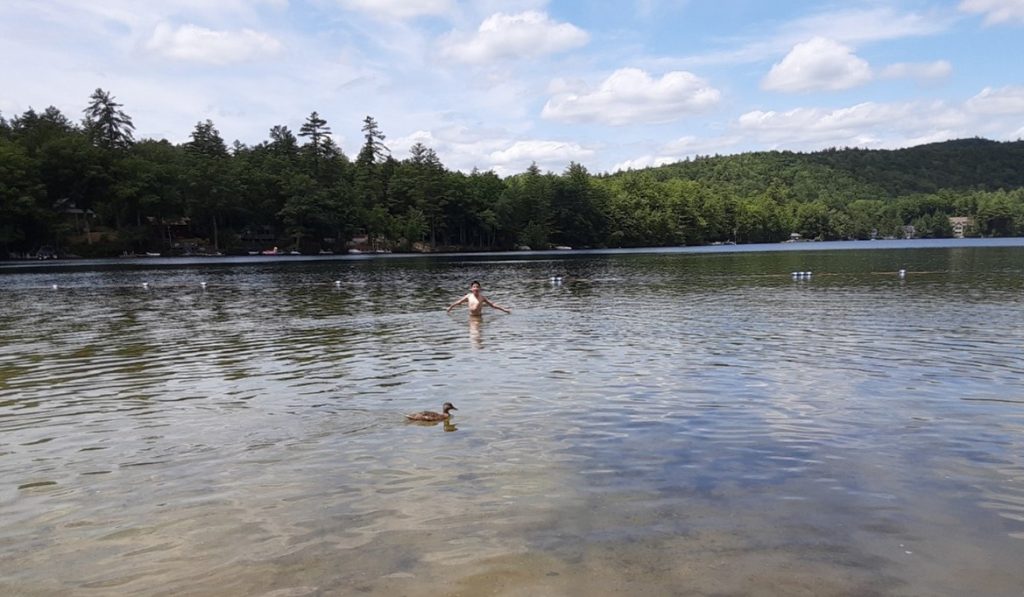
[811,138,1024,196]
[627,138,1024,201]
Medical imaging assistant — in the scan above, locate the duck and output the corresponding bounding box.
[405,402,457,422]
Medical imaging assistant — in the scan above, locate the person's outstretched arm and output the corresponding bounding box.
[484,298,511,314]
[447,295,468,313]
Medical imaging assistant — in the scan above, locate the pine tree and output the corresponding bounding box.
[83,88,135,150]
[299,111,332,170]
[358,116,389,164]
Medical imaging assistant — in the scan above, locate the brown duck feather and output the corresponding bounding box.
[405,402,457,421]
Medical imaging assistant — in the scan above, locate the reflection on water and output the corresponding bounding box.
[2,241,1024,595]
[406,420,459,433]
[468,315,483,349]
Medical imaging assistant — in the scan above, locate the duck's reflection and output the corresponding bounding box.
[406,419,458,432]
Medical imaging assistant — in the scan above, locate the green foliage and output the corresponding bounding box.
[2,89,1024,257]
[0,138,48,253]
[976,190,1024,236]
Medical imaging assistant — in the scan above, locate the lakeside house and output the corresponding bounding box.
[949,216,975,238]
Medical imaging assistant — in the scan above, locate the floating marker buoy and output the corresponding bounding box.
[898,269,906,279]
[200,281,207,289]
[52,284,58,290]
[142,282,149,289]
[334,280,341,287]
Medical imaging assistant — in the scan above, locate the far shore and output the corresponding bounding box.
[4,237,1024,270]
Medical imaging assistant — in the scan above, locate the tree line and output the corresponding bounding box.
[2,88,1023,258]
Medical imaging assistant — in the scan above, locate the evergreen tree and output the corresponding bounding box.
[353,116,390,244]
[407,142,446,246]
[186,119,228,158]
[184,120,232,251]
[358,115,389,164]
[269,125,299,157]
[83,88,135,150]
[298,111,332,171]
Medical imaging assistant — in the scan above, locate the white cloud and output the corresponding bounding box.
[959,0,1024,24]
[732,99,998,150]
[488,140,595,173]
[611,155,678,171]
[146,23,282,64]
[337,0,453,20]
[880,60,952,80]
[660,135,700,154]
[392,129,441,154]
[610,134,743,173]
[388,126,577,175]
[739,103,915,140]
[661,134,741,155]
[902,130,963,146]
[40,0,289,31]
[606,135,745,173]
[439,11,589,64]
[542,68,720,125]
[387,126,593,175]
[762,37,872,93]
[965,86,1024,114]
[547,77,588,95]
[785,7,952,46]
[676,7,952,68]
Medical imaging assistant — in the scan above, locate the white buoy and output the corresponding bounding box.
[334,280,341,288]
[142,282,149,290]
[52,284,58,290]
[200,281,207,290]
[898,269,906,279]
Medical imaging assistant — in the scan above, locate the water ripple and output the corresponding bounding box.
[2,247,1024,594]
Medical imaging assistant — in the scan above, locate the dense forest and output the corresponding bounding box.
[2,88,1023,258]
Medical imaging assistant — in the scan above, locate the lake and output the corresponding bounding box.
[2,239,1023,596]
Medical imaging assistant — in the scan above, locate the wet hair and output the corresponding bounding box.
[470,280,481,288]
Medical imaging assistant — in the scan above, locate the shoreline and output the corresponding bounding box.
[3,237,1024,271]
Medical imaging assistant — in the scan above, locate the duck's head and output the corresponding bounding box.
[442,402,458,414]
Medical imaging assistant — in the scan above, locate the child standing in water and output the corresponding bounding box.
[446,280,511,315]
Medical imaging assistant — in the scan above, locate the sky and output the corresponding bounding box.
[1,0,1023,175]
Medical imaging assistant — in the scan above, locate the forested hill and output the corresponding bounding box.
[812,139,1024,195]
[627,138,1024,201]
[2,90,1023,258]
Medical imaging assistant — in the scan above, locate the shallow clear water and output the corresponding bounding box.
[2,240,1024,596]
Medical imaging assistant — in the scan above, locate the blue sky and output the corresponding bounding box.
[2,0,1022,175]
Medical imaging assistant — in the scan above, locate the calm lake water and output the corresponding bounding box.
[2,239,1023,596]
